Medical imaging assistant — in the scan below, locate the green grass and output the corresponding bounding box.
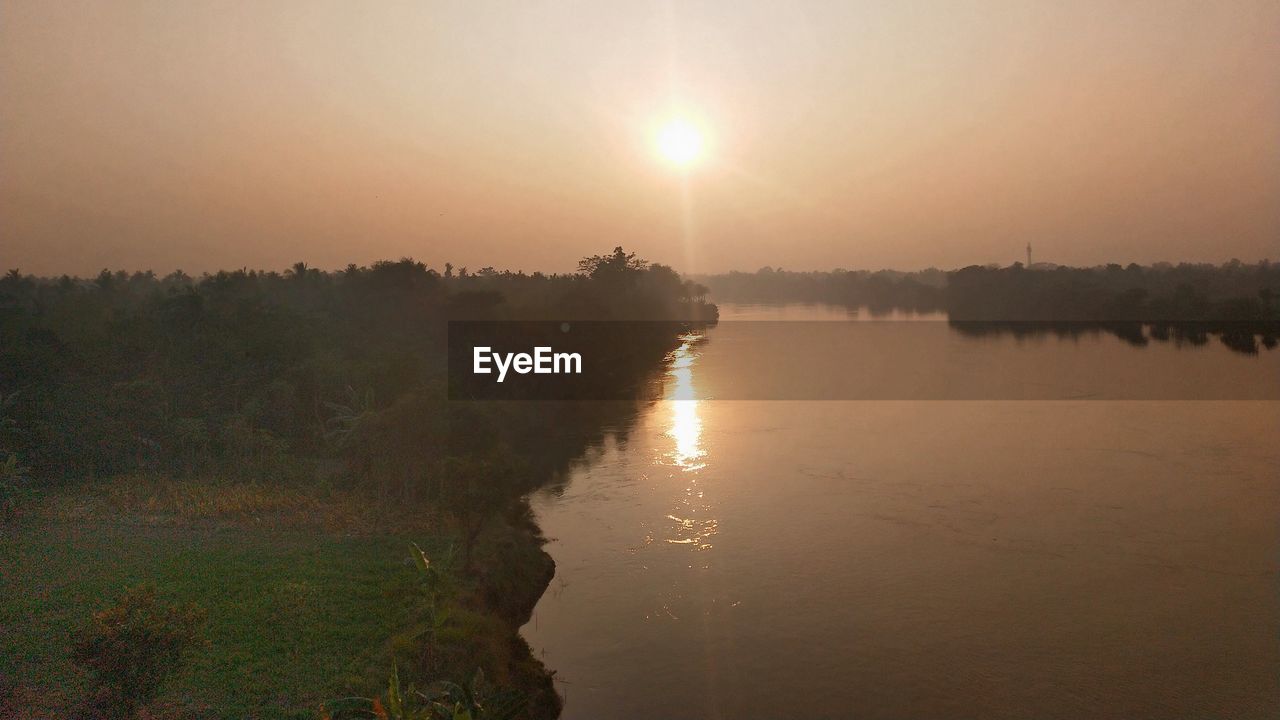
[1,516,427,719]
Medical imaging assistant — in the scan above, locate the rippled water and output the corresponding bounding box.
[521,304,1280,719]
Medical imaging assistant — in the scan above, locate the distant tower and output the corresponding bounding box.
[1026,242,1032,267]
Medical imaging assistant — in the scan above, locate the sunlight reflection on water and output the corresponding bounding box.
[664,333,706,471]
[661,333,716,551]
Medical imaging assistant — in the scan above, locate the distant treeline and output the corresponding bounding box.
[0,247,713,490]
[699,261,1280,322]
[697,267,947,312]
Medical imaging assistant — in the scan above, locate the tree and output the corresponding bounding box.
[577,246,648,280]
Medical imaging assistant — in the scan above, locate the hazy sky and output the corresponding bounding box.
[3,1,1278,275]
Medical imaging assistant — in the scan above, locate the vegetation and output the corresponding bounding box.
[699,260,1280,322]
[0,248,713,718]
[698,261,1279,353]
[0,452,30,523]
[0,248,712,486]
[1,483,424,718]
[71,585,207,719]
[325,665,524,720]
[323,545,527,720]
[945,261,1280,322]
[697,266,946,313]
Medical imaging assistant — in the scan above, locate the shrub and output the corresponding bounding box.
[0,453,30,522]
[72,584,206,719]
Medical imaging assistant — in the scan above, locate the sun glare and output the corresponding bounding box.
[656,118,704,168]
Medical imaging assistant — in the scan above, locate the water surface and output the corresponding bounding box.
[522,304,1280,719]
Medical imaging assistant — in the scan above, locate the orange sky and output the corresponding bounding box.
[3,0,1277,275]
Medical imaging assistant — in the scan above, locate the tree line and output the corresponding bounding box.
[0,248,714,505]
[698,260,1279,322]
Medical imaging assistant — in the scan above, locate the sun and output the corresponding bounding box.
[655,118,704,167]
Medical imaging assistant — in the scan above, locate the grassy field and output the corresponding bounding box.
[0,481,440,719]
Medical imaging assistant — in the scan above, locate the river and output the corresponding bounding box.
[520,303,1280,719]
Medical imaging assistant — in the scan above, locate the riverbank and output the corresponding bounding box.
[0,477,562,719]
[0,254,713,719]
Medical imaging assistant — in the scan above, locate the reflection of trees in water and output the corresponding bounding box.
[535,332,713,498]
[526,393,676,500]
[947,321,1279,355]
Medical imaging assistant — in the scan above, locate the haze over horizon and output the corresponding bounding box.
[3,0,1278,276]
